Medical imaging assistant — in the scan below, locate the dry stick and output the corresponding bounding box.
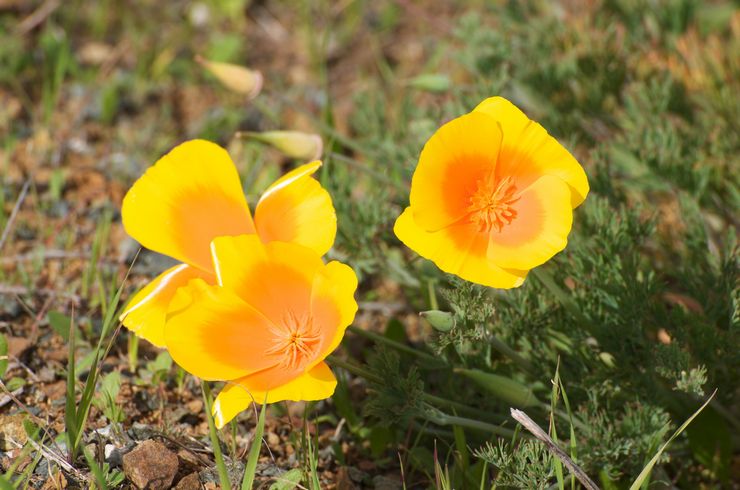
[0,179,31,253]
[510,408,600,490]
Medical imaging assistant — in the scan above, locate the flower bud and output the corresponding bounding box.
[408,73,451,93]
[238,130,323,161]
[420,310,454,332]
[196,56,263,99]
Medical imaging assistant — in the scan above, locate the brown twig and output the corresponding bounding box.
[510,408,600,490]
[0,179,30,253]
[15,0,60,35]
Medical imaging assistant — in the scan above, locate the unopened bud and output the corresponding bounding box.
[196,56,263,99]
[238,130,323,161]
[408,73,451,93]
[420,310,454,332]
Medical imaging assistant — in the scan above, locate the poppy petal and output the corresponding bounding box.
[486,175,573,270]
[212,362,337,429]
[164,279,279,381]
[122,140,254,273]
[473,97,589,207]
[120,264,213,347]
[311,261,359,360]
[210,235,323,326]
[410,112,503,232]
[254,161,336,256]
[394,207,527,288]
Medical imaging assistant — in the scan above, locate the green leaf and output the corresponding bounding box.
[0,333,7,378]
[630,391,716,490]
[0,474,13,490]
[268,468,302,490]
[686,407,731,483]
[241,395,268,490]
[48,311,73,341]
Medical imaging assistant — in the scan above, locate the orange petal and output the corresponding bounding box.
[121,140,255,273]
[486,175,573,270]
[254,161,336,256]
[120,264,214,347]
[473,97,589,207]
[212,362,337,428]
[410,112,503,232]
[394,207,527,289]
[311,261,359,359]
[210,234,323,326]
[164,278,279,381]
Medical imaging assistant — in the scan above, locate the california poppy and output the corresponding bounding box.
[394,96,589,288]
[120,139,336,346]
[165,234,358,428]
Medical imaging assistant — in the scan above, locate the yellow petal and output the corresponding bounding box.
[254,161,336,256]
[473,96,589,207]
[212,362,337,429]
[196,56,263,98]
[239,131,323,161]
[311,261,359,358]
[394,207,527,289]
[121,140,255,273]
[120,264,213,347]
[164,278,279,381]
[486,175,573,270]
[410,112,503,232]
[209,235,324,326]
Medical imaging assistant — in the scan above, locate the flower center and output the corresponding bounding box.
[265,311,321,369]
[467,175,520,233]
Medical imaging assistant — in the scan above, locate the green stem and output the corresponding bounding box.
[327,356,507,425]
[488,334,534,374]
[202,382,232,490]
[434,413,515,439]
[347,325,441,364]
[532,268,590,328]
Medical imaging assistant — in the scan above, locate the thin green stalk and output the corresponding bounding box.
[241,398,266,490]
[347,325,441,364]
[531,268,590,328]
[202,382,232,490]
[431,412,516,439]
[487,334,534,374]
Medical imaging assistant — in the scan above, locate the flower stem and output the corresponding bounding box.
[347,325,441,364]
[201,382,232,490]
[487,334,534,374]
[327,356,507,425]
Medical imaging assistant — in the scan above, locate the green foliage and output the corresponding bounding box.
[363,348,424,426]
[474,439,555,490]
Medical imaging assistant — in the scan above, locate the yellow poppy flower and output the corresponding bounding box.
[164,234,358,428]
[120,139,336,346]
[394,96,589,288]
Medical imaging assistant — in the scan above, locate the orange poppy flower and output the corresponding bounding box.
[120,139,336,346]
[394,96,589,288]
[165,234,358,428]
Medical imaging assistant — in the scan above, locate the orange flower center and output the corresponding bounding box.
[266,311,322,369]
[467,175,520,233]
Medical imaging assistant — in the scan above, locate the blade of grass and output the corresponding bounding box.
[241,395,267,490]
[83,445,109,490]
[550,362,565,490]
[72,279,127,454]
[202,381,232,490]
[629,390,716,490]
[64,306,78,462]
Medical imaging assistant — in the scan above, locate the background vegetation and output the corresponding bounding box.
[0,0,737,488]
